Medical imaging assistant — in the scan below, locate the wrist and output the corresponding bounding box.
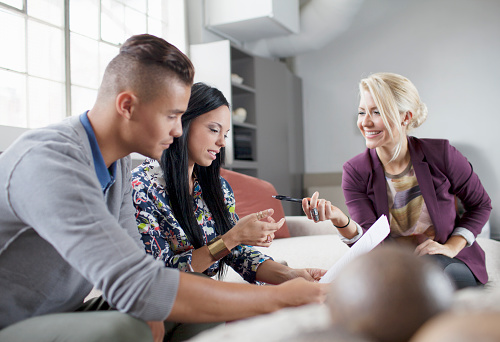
[221,231,238,250]
[332,215,350,228]
[445,235,467,256]
[207,236,231,260]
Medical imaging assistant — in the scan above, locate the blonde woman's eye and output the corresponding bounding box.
[358,111,365,116]
[224,134,228,139]
[373,111,380,115]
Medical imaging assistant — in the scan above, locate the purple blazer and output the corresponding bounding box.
[342,136,492,283]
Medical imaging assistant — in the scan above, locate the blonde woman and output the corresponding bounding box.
[303,72,491,289]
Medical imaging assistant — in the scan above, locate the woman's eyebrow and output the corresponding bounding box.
[208,121,222,128]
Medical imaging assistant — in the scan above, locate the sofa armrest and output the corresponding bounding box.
[285,216,338,237]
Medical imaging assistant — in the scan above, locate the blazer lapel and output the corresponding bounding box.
[370,149,390,218]
[408,137,442,230]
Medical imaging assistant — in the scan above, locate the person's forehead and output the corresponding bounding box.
[359,92,376,107]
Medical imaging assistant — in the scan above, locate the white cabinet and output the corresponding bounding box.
[204,0,299,42]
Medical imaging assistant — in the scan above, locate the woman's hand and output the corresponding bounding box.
[288,268,327,282]
[414,235,467,258]
[302,191,348,227]
[256,260,327,284]
[302,191,358,240]
[223,209,284,249]
[146,321,165,342]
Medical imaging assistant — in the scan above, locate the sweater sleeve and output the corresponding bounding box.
[7,141,179,321]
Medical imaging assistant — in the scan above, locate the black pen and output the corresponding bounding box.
[272,195,304,203]
[272,195,319,221]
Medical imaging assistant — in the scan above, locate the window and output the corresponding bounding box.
[0,0,185,129]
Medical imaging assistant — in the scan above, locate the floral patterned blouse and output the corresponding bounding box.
[131,159,272,283]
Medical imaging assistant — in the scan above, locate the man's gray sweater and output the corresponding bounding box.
[0,115,179,328]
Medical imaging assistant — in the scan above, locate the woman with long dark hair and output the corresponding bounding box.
[132,82,325,283]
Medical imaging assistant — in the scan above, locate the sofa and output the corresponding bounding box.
[188,169,500,341]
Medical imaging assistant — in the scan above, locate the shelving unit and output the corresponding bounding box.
[190,40,258,176]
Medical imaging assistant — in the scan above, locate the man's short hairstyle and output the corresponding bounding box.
[98,34,195,101]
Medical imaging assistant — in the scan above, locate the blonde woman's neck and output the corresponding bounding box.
[377,138,411,175]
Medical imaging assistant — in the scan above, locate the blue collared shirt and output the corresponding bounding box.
[80,112,116,194]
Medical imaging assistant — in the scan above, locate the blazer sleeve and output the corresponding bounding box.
[342,160,378,233]
[445,142,492,236]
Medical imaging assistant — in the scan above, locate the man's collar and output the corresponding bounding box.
[79,111,116,193]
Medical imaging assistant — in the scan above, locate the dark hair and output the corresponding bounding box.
[161,82,232,278]
[99,34,195,101]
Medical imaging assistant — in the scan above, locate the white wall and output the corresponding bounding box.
[294,0,500,238]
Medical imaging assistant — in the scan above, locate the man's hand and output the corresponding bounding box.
[276,278,329,307]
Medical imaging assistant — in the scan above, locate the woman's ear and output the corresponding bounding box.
[405,111,413,123]
[115,91,138,120]
[402,111,413,126]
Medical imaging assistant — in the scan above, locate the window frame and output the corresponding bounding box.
[0,0,186,148]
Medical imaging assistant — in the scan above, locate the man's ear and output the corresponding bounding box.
[115,91,137,120]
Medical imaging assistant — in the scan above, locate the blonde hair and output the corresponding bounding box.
[359,72,428,162]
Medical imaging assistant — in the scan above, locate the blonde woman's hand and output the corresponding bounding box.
[415,236,466,258]
[223,209,284,249]
[302,191,347,227]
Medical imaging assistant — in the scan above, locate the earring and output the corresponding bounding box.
[403,121,408,126]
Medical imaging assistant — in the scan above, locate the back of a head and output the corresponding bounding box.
[98,34,195,102]
[284,326,375,342]
[327,244,454,342]
[410,312,500,342]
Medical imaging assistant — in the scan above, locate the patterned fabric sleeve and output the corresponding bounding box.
[132,161,195,272]
[220,177,273,283]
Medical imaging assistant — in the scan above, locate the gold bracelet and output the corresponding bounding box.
[207,236,230,260]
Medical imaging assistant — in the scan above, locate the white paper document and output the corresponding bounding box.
[319,215,390,283]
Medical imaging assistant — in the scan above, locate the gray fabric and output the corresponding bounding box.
[0,115,180,328]
[164,321,223,342]
[426,254,480,289]
[0,311,152,342]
